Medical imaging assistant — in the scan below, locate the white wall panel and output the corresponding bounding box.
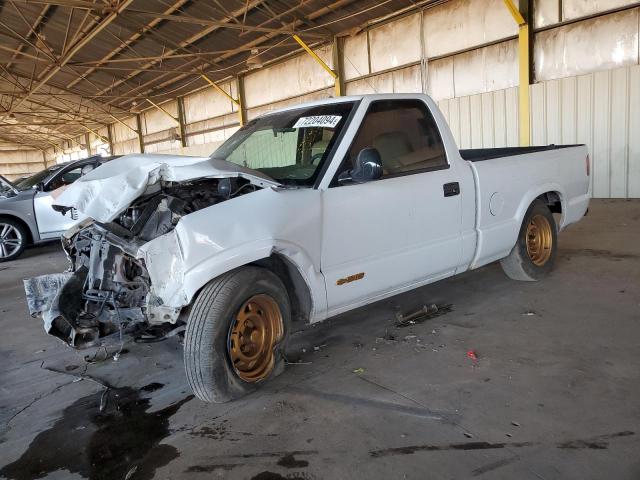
[576,74,595,193]
[246,88,333,119]
[438,87,519,150]
[545,79,562,145]
[142,100,178,135]
[563,0,638,19]
[469,95,483,148]
[369,13,421,72]
[560,76,577,144]
[458,96,472,148]
[505,87,519,147]
[529,65,639,198]
[609,68,629,197]
[112,116,138,143]
[244,45,334,108]
[343,32,369,80]
[184,81,235,124]
[492,89,507,147]
[427,57,455,100]
[392,64,423,93]
[113,138,140,156]
[629,66,640,197]
[535,0,560,28]
[453,40,519,97]
[344,77,376,95]
[0,149,45,179]
[592,70,611,197]
[423,0,516,58]
[535,8,639,81]
[345,65,422,95]
[481,93,494,147]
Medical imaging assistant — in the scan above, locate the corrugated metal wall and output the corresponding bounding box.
[437,64,640,198]
[0,149,46,180]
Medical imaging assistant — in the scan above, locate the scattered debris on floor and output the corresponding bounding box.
[395,304,453,328]
[522,311,536,316]
[466,350,478,362]
[353,368,365,374]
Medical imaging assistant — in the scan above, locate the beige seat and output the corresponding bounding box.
[372,131,413,174]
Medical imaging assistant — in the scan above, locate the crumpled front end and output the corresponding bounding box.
[25,222,151,348]
[25,175,263,349]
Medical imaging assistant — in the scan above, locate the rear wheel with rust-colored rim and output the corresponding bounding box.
[228,294,284,382]
[526,214,553,266]
[184,267,290,403]
[501,200,558,281]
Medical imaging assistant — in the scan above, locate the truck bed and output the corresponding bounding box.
[460,145,583,162]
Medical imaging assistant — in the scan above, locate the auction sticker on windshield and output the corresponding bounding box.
[293,115,342,129]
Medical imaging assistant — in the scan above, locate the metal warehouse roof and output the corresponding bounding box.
[0,0,427,150]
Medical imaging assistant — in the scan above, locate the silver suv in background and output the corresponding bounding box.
[0,155,119,262]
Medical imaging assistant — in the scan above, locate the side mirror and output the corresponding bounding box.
[338,147,383,184]
[35,182,45,191]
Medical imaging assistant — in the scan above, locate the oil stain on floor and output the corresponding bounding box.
[0,385,192,480]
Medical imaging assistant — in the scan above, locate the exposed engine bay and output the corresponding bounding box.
[25,177,260,349]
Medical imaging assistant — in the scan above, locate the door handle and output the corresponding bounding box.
[443,182,460,197]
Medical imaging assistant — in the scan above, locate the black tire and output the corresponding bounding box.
[184,266,290,403]
[500,200,558,281]
[0,218,28,262]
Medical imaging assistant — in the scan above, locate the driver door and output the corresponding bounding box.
[321,99,463,314]
[34,164,92,239]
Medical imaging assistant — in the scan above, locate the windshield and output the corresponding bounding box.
[211,101,356,186]
[15,164,63,190]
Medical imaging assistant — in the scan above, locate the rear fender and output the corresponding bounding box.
[515,184,566,230]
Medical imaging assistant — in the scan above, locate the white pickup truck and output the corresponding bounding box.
[25,93,590,402]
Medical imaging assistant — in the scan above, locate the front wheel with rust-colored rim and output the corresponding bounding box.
[184,267,290,403]
[229,294,284,382]
[501,200,558,281]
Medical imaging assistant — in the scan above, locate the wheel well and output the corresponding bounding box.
[0,214,33,244]
[251,254,313,326]
[537,191,562,214]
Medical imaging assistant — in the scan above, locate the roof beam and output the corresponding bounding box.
[125,10,327,38]
[1,0,134,122]
[5,3,52,69]
[94,0,267,100]
[121,0,358,106]
[11,0,107,10]
[67,0,190,89]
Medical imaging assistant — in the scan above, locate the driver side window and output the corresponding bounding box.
[336,100,448,183]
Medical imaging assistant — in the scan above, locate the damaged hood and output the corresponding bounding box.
[53,154,281,223]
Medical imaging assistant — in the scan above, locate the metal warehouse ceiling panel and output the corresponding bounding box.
[0,0,415,150]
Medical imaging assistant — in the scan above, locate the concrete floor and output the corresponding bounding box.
[1,199,639,480]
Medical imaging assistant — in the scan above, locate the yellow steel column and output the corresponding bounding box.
[292,34,341,97]
[201,74,244,126]
[236,75,248,126]
[503,0,531,146]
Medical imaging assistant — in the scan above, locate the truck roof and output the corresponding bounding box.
[262,93,433,116]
